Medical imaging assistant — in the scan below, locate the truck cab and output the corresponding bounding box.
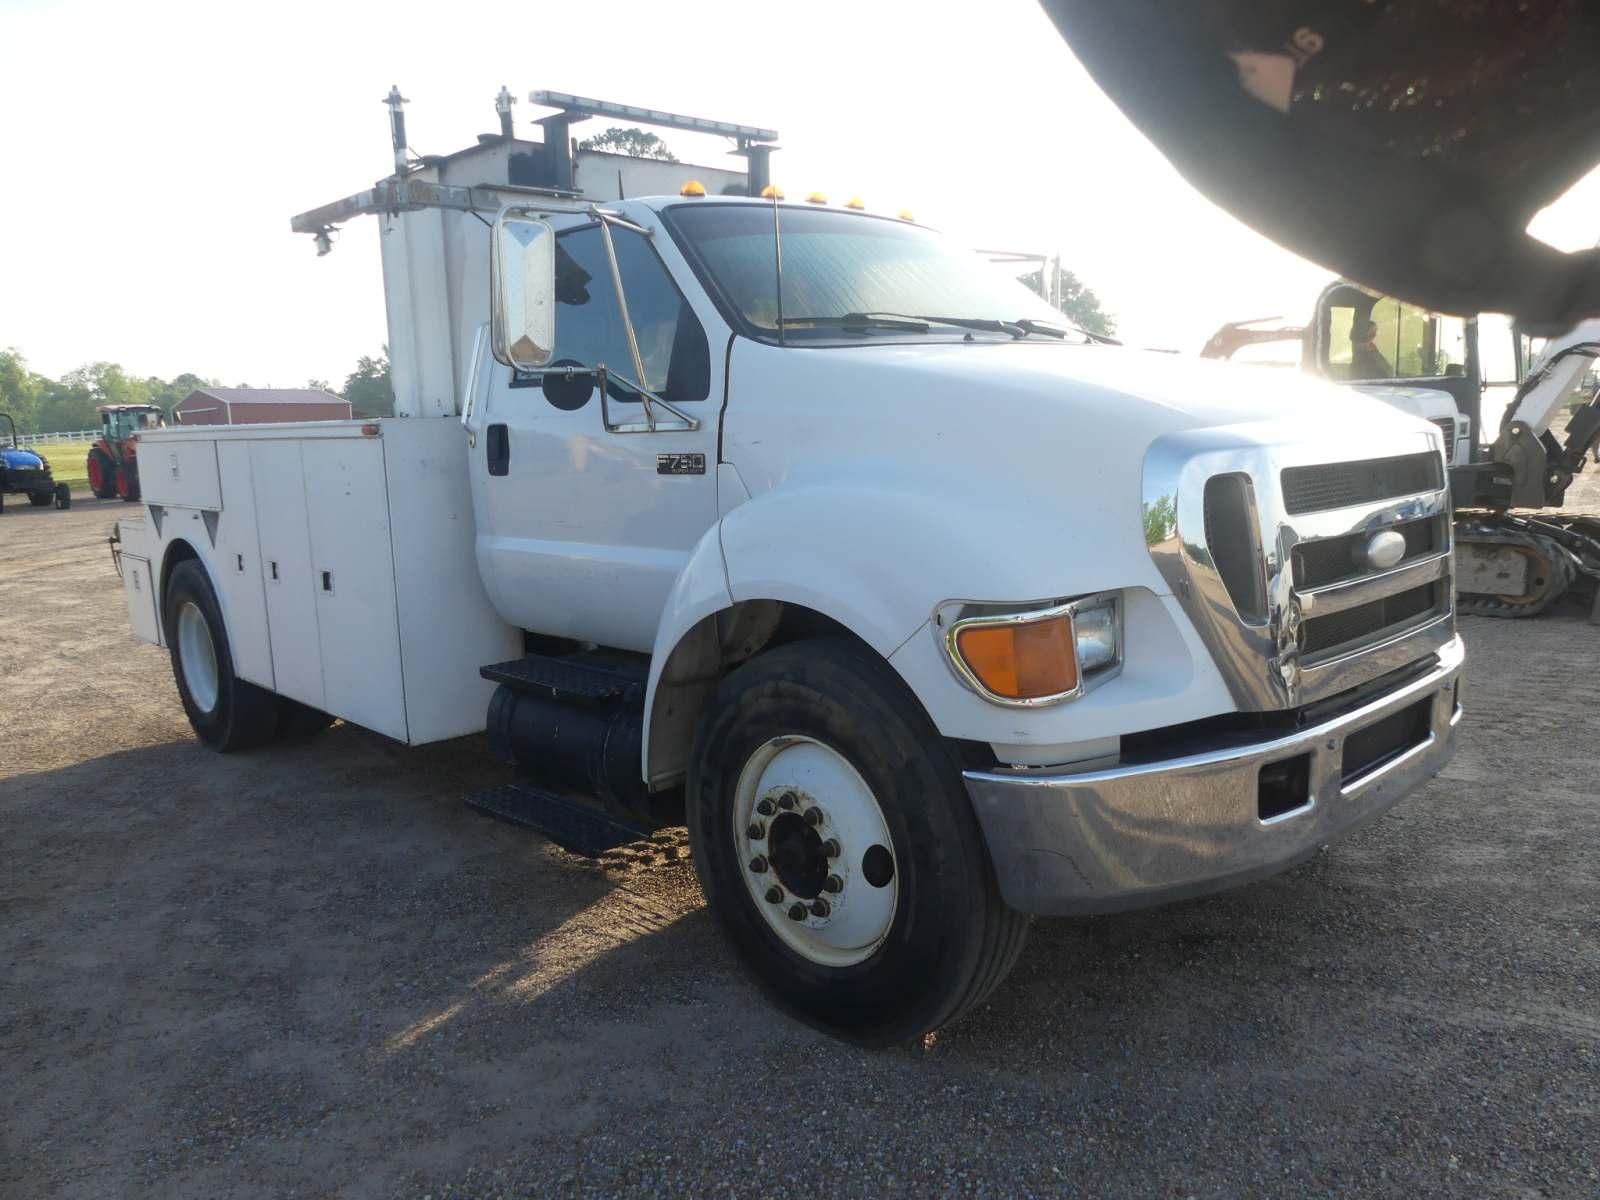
[113,91,1464,1044]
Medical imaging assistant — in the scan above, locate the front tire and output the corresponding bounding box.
[29,491,52,507]
[163,559,280,751]
[687,636,1027,1046]
[54,483,71,509]
[88,449,118,499]
[115,464,140,502]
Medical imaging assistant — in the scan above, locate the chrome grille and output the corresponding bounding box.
[1302,580,1445,658]
[1144,430,1454,712]
[1280,452,1443,515]
[1431,419,1456,464]
[1292,515,1444,589]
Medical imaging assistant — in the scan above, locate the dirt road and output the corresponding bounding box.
[3,497,1597,1199]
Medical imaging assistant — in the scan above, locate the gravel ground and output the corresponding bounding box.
[3,494,1598,1200]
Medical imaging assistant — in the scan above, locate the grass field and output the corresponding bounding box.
[24,440,94,490]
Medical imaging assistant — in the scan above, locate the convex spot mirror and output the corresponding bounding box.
[1040,1,1600,333]
[491,211,556,370]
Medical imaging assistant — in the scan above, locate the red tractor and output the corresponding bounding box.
[88,404,165,501]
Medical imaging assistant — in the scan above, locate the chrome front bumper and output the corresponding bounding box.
[964,636,1464,915]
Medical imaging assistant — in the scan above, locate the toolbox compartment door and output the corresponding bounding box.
[140,438,223,510]
[250,440,325,710]
[301,437,407,741]
[121,553,160,644]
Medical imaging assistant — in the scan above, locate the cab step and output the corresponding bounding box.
[479,653,647,704]
[464,782,650,855]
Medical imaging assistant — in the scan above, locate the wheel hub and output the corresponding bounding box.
[765,810,828,899]
[732,736,900,968]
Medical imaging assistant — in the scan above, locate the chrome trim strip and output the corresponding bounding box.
[1301,553,1451,617]
[940,591,1124,708]
[1299,612,1454,693]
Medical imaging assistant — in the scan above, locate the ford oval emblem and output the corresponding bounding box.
[1364,529,1407,571]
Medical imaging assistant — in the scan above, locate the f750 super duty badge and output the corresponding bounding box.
[656,453,706,476]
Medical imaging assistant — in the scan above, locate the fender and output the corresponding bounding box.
[640,471,1210,783]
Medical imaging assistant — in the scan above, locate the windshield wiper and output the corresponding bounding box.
[779,313,930,333]
[1014,317,1121,346]
[1013,318,1070,339]
[853,311,1026,338]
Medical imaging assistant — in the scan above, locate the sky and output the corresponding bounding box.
[1,0,1595,388]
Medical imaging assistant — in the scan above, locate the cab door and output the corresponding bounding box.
[473,218,721,653]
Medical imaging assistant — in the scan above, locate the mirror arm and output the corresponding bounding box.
[595,216,658,432]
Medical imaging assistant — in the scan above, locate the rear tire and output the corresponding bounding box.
[163,559,280,751]
[687,635,1027,1046]
[28,491,51,507]
[115,464,140,502]
[88,449,118,499]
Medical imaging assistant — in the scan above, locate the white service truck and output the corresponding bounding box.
[114,91,1464,1043]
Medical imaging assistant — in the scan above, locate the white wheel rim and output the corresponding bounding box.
[177,601,220,714]
[733,736,899,968]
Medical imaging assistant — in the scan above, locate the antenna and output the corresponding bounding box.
[385,85,409,177]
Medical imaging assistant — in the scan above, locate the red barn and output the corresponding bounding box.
[173,387,353,425]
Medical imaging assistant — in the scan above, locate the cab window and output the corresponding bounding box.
[1326,297,1465,380]
[530,225,709,403]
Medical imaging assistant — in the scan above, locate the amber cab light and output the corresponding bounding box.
[954,614,1078,701]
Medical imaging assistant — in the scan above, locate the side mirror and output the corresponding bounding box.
[490,210,556,370]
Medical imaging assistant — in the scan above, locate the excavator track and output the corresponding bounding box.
[1453,514,1599,618]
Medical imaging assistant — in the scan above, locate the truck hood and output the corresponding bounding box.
[730,339,1427,477]
[1,447,47,470]
[723,339,1437,609]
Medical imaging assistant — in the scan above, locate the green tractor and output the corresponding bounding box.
[0,413,71,513]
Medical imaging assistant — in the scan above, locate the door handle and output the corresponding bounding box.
[486,423,509,476]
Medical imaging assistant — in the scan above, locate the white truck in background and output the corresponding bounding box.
[113,90,1464,1044]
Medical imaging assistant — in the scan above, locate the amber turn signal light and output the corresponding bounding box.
[954,614,1078,701]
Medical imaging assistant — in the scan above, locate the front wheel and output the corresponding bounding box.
[29,491,52,507]
[687,636,1027,1046]
[163,559,280,751]
[54,483,71,509]
[88,448,118,499]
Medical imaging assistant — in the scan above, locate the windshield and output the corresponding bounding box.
[666,204,1082,342]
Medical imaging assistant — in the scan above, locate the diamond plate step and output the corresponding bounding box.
[464,782,649,855]
[479,654,647,703]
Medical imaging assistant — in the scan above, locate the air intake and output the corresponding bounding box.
[1203,473,1266,624]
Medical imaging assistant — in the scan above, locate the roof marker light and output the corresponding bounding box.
[760,184,785,200]
[680,180,707,196]
[897,209,915,221]
[806,190,828,204]
[845,196,865,210]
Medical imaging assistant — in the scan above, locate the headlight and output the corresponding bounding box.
[943,592,1122,707]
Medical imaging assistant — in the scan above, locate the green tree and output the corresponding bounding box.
[577,126,677,162]
[0,348,44,433]
[342,349,395,418]
[1017,265,1117,337]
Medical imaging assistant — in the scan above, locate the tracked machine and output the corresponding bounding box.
[1451,322,1600,617]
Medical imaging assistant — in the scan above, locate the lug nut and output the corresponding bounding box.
[765,886,783,904]
[779,791,798,810]
[825,874,844,893]
[821,839,841,859]
[810,899,830,918]
[802,807,824,827]
[788,903,807,921]
[749,856,768,874]
[747,821,765,840]
[755,797,776,817]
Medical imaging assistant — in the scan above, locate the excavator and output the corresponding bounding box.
[1038,1,1600,618]
[1201,284,1600,616]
